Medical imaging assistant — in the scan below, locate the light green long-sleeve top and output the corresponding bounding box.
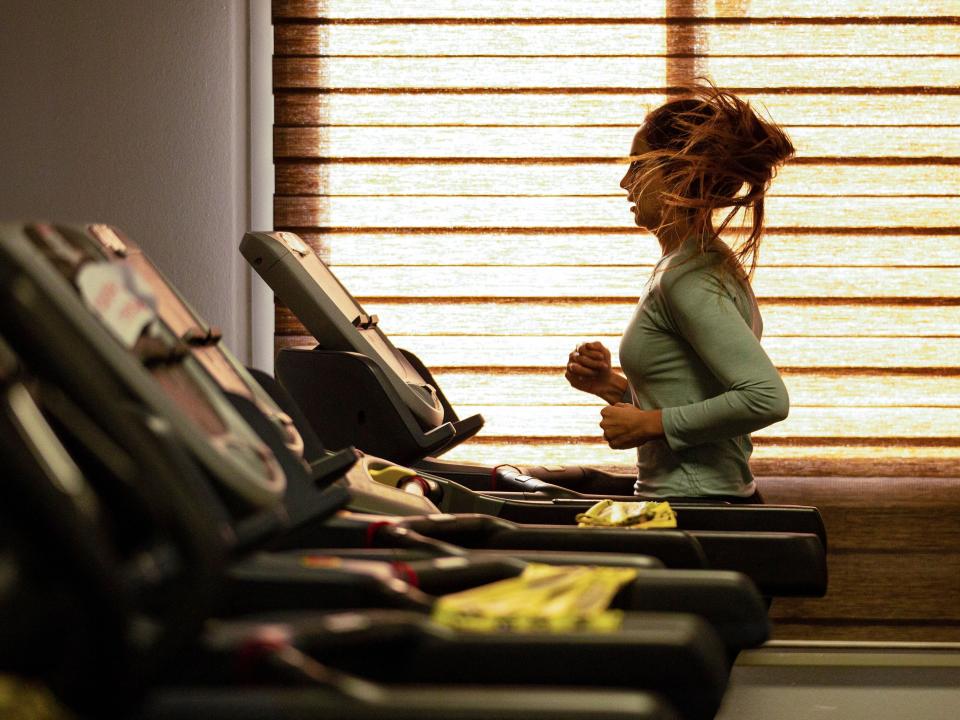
[619,239,789,498]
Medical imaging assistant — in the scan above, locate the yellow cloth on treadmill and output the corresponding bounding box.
[431,563,637,633]
[368,463,419,488]
[0,676,73,720]
[575,499,677,529]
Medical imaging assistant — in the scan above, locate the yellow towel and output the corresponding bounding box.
[432,563,637,633]
[368,463,419,487]
[575,499,677,529]
[0,676,73,720]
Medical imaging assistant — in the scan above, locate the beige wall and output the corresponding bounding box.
[0,0,259,361]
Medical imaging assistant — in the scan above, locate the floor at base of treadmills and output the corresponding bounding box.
[717,641,960,720]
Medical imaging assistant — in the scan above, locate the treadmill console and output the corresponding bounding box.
[241,230,444,430]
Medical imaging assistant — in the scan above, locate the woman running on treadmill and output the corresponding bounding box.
[565,85,794,502]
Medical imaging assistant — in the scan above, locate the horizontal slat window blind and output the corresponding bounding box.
[273,0,960,476]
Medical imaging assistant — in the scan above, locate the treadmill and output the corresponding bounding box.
[239,229,826,531]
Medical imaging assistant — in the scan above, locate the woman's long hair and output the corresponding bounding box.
[635,83,795,278]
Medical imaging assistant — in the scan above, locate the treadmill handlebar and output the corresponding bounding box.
[495,468,579,499]
[370,522,469,559]
[310,447,360,488]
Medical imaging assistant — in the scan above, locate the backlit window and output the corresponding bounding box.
[273,0,960,476]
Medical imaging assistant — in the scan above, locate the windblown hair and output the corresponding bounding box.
[635,83,795,278]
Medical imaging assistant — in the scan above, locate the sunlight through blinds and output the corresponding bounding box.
[273,0,960,476]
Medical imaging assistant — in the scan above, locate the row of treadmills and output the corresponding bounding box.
[0,221,828,719]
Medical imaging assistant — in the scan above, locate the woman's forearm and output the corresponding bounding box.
[598,372,629,405]
[662,378,789,450]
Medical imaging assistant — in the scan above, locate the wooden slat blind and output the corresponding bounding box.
[273,0,960,477]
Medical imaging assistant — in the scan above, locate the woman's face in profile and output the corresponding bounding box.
[620,129,665,231]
